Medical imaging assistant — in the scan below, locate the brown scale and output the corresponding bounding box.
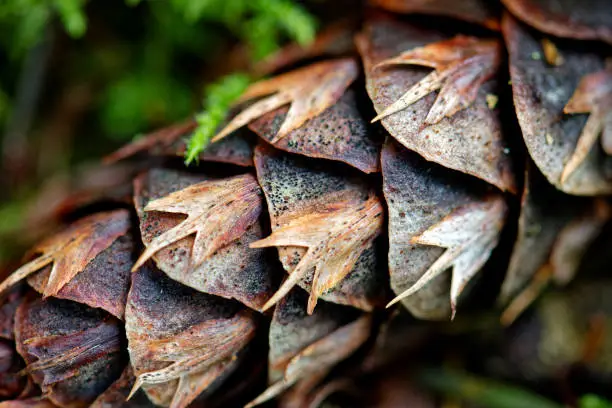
[502,0,612,44]
[504,14,612,195]
[249,89,383,173]
[357,16,516,193]
[253,144,388,314]
[246,288,371,407]
[500,163,610,324]
[371,0,501,30]
[14,296,125,408]
[125,265,257,408]
[132,168,276,311]
[382,139,506,319]
[104,119,257,168]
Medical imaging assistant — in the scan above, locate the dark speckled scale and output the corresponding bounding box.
[249,89,382,173]
[133,168,276,310]
[254,145,388,311]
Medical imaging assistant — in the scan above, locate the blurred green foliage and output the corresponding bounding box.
[0,88,9,123]
[162,0,317,60]
[1,0,316,59]
[581,395,612,408]
[1,0,317,143]
[101,73,192,140]
[0,0,87,57]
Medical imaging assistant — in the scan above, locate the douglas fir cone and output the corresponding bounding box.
[1,0,612,407]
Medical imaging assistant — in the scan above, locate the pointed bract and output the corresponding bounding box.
[103,119,256,167]
[91,366,155,408]
[247,290,370,407]
[254,145,387,313]
[248,90,382,173]
[499,165,576,305]
[382,139,503,319]
[504,14,612,195]
[103,121,197,164]
[561,69,612,184]
[15,298,125,408]
[550,200,610,286]
[500,166,610,323]
[253,194,384,314]
[133,169,275,310]
[127,316,252,405]
[212,59,358,143]
[133,174,262,271]
[387,196,506,317]
[358,18,515,192]
[125,266,256,408]
[371,36,501,126]
[27,232,133,320]
[0,211,129,299]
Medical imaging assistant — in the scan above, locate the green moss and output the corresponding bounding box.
[185,73,251,164]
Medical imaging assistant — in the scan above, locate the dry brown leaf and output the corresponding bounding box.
[212,59,358,143]
[132,174,262,272]
[561,69,612,184]
[387,196,506,317]
[252,194,383,314]
[0,211,129,299]
[371,35,501,125]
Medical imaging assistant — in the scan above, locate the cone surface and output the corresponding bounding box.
[1,1,612,407]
